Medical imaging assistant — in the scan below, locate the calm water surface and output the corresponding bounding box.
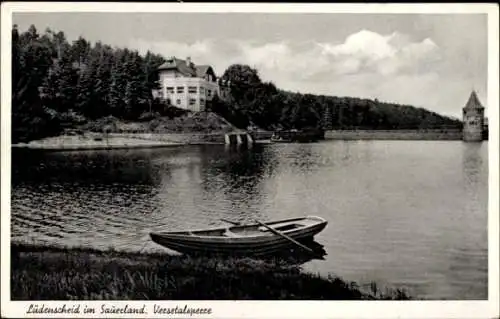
[11,141,488,299]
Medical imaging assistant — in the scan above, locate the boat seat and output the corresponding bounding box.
[224,230,240,237]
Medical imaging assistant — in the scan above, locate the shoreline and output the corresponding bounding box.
[11,129,479,152]
[11,131,266,151]
[12,142,185,151]
[11,134,218,151]
[10,242,411,300]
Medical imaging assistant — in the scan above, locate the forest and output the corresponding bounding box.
[12,24,165,142]
[214,64,462,131]
[11,25,462,143]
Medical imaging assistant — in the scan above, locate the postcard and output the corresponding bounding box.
[1,2,498,318]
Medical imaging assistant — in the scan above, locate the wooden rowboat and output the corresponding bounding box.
[150,216,327,256]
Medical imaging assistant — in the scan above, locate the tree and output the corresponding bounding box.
[12,25,60,142]
[221,64,262,106]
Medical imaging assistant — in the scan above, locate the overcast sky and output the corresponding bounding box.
[13,12,488,119]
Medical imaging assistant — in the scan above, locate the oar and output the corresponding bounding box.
[254,219,314,254]
[220,218,241,226]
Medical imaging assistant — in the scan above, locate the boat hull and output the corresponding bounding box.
[150,216,327,256]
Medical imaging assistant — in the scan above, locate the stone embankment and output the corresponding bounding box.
[12,131,263,151]
[12,134,182,151]
[325,129,463,141]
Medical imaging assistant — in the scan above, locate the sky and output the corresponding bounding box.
[13,12,488,119]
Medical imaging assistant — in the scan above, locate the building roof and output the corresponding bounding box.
[464,90,484,110]
[158,57,196,77]
[158,57,215,79]
[195,65,211,77]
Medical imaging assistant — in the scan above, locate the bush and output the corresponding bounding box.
[161,106,190,119]
[138,112,161,122]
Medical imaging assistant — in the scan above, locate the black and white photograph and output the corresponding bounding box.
[1,3,498,318]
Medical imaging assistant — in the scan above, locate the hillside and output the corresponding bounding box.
[11,25,463,143]
[212,64,463,131]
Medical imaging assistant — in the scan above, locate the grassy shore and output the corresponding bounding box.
[11,243,411,300]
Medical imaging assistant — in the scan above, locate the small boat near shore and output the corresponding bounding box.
[270,128,325,143]
[150,216,328,256]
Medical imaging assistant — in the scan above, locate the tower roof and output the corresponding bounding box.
[464,90,484,110]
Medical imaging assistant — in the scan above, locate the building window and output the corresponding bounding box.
[200,98,205,105]
[176,99,181,105]
[166,87,174,93]
[207,90,212,97]
[188,86,197,93]
[177,86,185,94]
[189,99,196,106]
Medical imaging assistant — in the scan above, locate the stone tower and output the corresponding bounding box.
[322,105,333,130]
[462,90,485,142]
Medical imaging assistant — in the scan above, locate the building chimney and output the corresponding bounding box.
[186,56,191,67]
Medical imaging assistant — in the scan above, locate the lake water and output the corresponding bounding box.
[11,140,488,300]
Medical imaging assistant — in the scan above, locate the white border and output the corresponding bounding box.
[1,3,499,319]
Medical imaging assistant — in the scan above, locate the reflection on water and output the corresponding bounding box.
[11,141,488,299]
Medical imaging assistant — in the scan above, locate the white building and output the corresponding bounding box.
[154,56,230,112]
